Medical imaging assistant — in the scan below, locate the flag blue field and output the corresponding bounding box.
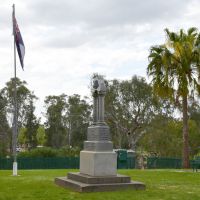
[13,17,25,69]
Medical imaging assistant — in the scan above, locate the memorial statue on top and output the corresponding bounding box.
[91,75,108,125]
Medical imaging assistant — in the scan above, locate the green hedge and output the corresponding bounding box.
[17,146,80,158]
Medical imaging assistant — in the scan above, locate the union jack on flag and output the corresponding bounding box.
[13,17,25,70]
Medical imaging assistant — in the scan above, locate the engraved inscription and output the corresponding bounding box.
[84,141,113,151]
[87,126,111,141]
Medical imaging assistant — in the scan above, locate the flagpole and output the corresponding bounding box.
[12,3,18,176]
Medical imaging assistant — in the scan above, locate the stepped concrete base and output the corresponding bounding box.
[55,172,146,192]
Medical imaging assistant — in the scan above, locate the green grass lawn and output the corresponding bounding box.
[0,169,200,200]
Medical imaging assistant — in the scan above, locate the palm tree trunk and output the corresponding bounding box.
[182,95,189,168]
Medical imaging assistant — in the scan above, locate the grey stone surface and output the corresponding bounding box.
[67,172,131,184]
[87,125,111,141]
[84,141,113,151]
[80,151,117,176]
[84,125,112,151]
[92,94,98,124]
[55,176,146,192]
[91,77,107,125]
[98,95,105,123]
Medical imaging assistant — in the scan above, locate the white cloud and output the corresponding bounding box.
[0,0,199,121]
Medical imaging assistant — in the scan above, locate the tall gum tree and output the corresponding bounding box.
[147,27,200,168]
[105,76,157,150]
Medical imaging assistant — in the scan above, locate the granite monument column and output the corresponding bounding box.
[93,92,98,125]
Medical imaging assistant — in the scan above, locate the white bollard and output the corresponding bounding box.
[13,162,18,176]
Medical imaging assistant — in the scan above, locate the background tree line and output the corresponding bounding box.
[1,75,200,159]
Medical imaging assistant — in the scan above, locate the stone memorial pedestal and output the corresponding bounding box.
[55,172,145,192]
[55,77,145,192]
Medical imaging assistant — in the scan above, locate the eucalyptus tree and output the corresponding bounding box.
[1,78,36,127]
[0,93,10,156]
[140,115,183,157]
[147,27,200,168]
[23,94,40,149]
[66,94,92,148]
[44,94,92,148]
[36,126,46,146]
[18,127,27,147]
[105,76,157,150]
[1,78,39,151]
[44,94,68,148]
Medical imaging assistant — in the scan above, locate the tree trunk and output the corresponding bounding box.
[116,124,122,148]
[182,95,189,168]
[131,137,136,151]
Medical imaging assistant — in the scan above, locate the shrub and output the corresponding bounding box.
[17,146,80,158]
[57,146,80,157]
[18,147,57,157]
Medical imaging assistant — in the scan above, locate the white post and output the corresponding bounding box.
[12,4,18,176]
[13,162,18,176]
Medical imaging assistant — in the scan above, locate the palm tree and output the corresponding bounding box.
[147,27,200,168]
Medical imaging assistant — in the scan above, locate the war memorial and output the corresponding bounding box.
[55,77,145,192]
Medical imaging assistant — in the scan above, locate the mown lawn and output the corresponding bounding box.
[0,169,199,200]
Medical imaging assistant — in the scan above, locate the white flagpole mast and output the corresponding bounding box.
[12,3,18,176]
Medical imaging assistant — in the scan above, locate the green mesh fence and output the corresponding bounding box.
[0,157,80,170]
[0,156,136,170]
[147,157,182,169]
[1,156,190,170]
[117,157,136,169]
[0,157,13,169]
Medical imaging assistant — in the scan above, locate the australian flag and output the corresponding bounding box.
[13,17,25,70]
